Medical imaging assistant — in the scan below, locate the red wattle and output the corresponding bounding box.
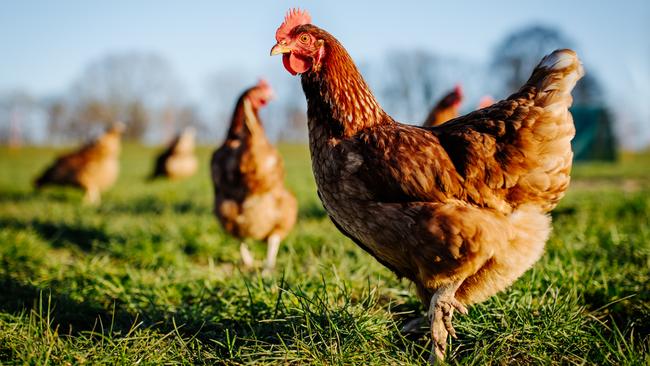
[282,54,297,75]
[282,53,311,75]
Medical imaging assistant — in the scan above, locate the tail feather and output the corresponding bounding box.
[34,175,46,188]
[520,49,584,145]
[34,166,56,188]
[528,49,584,109]
[510,49,584,212]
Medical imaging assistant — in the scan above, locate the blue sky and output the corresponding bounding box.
[1,0,649,146]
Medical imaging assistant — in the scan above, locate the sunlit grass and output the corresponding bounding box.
[0,145,648,364]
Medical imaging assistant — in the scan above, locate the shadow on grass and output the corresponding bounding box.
[0,191,34,203]
[0,278,136,334]
[99,195,211,216]
[299,201,328,220]
[0,274,421,362]
[550,205,577,219]
[582,290,650,338]
[0,189,78,204]
[0,217,116,251]
[0,275,240,345]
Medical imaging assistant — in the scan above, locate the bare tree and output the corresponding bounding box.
[0,90,37,146]
[378,50,487,123]
[572,72,605,106]
[125,101,149,140]
[203,68,253,141]
[277,106,307,142]
[271,74,308,143]
[176,104,207,135]
[381,50,440,121]
[491,25,574,95]
[491,24,606,108]
[66,51,184,141]
[46,100,68,143]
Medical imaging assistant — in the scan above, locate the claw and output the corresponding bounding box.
[427,285,468,363]
[443,308,456,338]
[452,298,468,315]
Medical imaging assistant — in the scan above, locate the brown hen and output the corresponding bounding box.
[211,80,297,272]
[34,122,124,204]
[422,85,463,127]
[149,127,198,180]
[271,9,583,362]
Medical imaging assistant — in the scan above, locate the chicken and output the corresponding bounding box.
[478,95,495,109]
[271,9,583,362]
[149,127,198,180]
[422,85,463,127]
[34,122,124,204]
[210,80,297,273]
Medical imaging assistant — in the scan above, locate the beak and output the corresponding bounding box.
[270,43,291,56]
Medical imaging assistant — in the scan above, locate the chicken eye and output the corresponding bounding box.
[299,34,310,43]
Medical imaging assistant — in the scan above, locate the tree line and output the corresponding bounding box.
[0,25,610,147]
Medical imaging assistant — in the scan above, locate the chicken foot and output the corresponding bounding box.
[239,234,281,275]
[428,282,468,363]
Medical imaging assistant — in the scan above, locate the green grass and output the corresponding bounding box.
[0,144,648,365]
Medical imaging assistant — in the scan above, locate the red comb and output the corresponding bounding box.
[276,8,312,42]
[255,78,274,97]
[454,84,463,96]
[257,78,269,89]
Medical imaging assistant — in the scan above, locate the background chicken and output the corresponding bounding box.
[478,95,495,109]
[34,122,124,204]
[271,9,583,362]
[211,80,297,272]
[149,127,198,180]
[422,85,463,127]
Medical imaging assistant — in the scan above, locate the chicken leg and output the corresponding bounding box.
[240,242,254,269]
[262,234,281,275]
[428,282,468,363]
[83,186,101,205]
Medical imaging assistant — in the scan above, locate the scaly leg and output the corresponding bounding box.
[428,282,468,364]
[262,234,281,275]
[240,242,254,269]
[83,187,101,205]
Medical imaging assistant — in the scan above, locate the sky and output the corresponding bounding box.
[1,0,649,146]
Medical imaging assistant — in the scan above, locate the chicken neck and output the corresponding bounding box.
[300,32,392,139]
[226,93,260,141]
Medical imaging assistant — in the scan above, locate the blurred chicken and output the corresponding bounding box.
[271,9,583,362]
[478,95,495,109]
[422,85,463,127]
[211,80,297,272]
[149,127,198,180]
[34,122,124,204]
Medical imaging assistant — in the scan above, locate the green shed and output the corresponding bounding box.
[570,106,617,161]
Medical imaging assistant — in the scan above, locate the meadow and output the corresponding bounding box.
[0,144,648,365]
